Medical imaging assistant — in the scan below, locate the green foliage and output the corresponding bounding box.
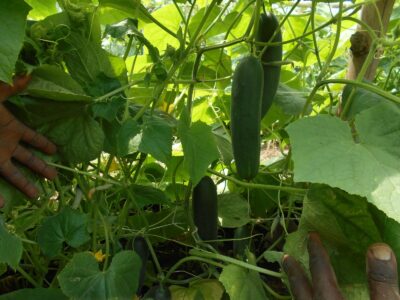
[284,184,400,296]
[0,288,67,300]
[287,102,400,223]
[0,0,30,83]
[219,264,269,300]
[178,110,219,186]
[58,251,141,299]
[0,216,23,269]
[1,0,399,298]
[37,207,90,257]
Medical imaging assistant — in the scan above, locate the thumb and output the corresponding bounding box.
[367,243,400,300]
[0,75,31,102]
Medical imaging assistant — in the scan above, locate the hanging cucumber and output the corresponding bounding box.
[233,225,251,259]
[256,12,282,118]
[133,236,149,295]
[192,176,218,242]
[231,56,263,180]
[143,284,171,300]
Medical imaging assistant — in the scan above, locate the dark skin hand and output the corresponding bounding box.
[283,232,400,300]
[0,76,57,207]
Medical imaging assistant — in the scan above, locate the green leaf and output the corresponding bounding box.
[129,184,169,208]
[98,0,141,17]
[341,83,388,119]
[139,116,173,163]
[0,0,31,83]
[62,33,127,96]
[275,84,312,115]
[170,279,224,300]
[0,216,23,269]
[25,0,57,20]
[91,97,126,122]
[219,264,269,300]
[141,4,181,50]
[284,185,400,296]
[27,65,92,102]
[103,118,141,157]
[218,194,251,228]
[0,288,67,300]
[43,114,105,163]
[58,251,141,300]
[37,207,90,257]
[287,102,400,223]
[178,110,219,186]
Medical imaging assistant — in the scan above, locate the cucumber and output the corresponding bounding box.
[192,176,218,242]
[233,225,251,259]
[231,56,263,180]
[133,237,149,295]
[143,285,171,300]
[256,12,282,117]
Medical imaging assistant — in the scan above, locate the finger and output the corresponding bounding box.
[20,125,57,155]
[0,160,39,198]
[367,243,400,300]
[0,75,31,102]
[308,232,344,300]
[282,254,313,300]
[0,194,4,208]
[13,146,57,180]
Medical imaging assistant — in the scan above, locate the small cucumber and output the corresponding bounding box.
[233,225,251,259]
[256,12,282,117]
[133,237,149,295]
[231,56,263,180]
[143,285,171,300]
[192,176,218,242]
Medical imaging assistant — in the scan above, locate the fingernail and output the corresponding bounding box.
[282,254,290,273]
[371,245,391,261]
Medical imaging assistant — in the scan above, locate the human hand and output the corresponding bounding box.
[0,76,57,207]
[283,232,400,300]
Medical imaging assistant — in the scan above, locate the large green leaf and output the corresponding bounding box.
[284,185,400,299]
[129,184,169,208]
[178,110,219,186]
[0,0,31,83]
[58,251,141,300]
[25,0,57,20]
[141,4,181,50]
[287,102,400,223]
[42,114,105,163]
[218,194,251,228]
[170,279,224,300]
[62,33,127,97]
[219,264,269,300]
[103,118,141,157]
[98,0,141,17]
[27,65,92,102]
[0,216,23,269]
[0,288,67,300]
[37,207,90,257]
[341,83,388,119]
[139,116,173,163]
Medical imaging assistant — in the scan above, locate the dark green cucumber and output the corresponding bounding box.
[256,12,282,117]
[192,176,218,242]
[133,237,149,295]
[233,225,251,259]
[231,56,263,180]
[143,285,171,300]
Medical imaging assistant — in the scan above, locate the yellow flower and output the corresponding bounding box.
[93,250,106,263]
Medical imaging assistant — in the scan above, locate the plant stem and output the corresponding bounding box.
[17,265,40,288]
[207,169,307,194]
[163,256,225,282]
[190,249,283,278]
